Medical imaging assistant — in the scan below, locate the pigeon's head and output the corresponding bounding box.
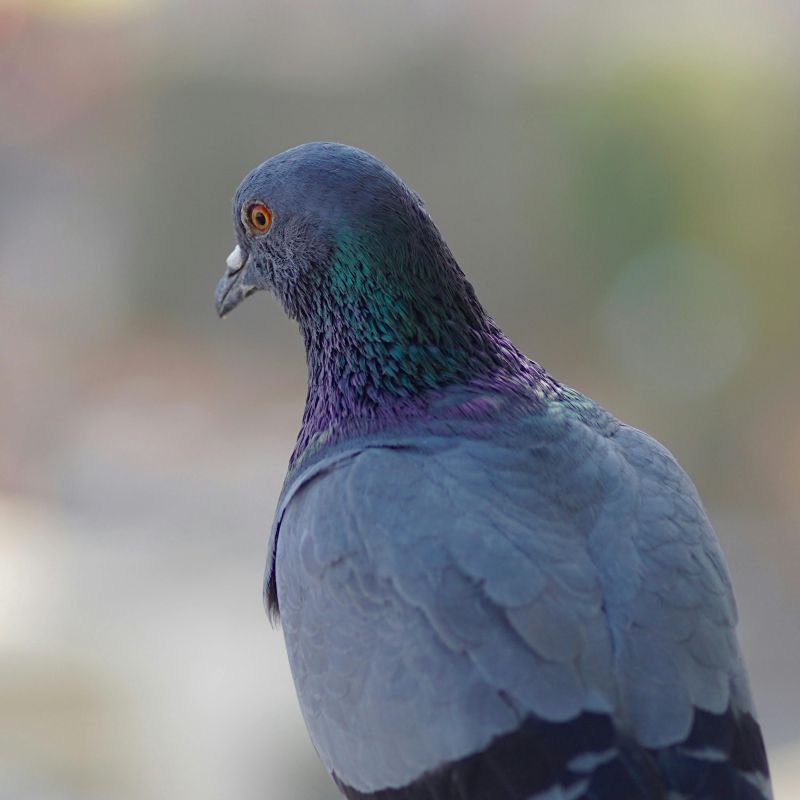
[215,141,442,321]
[216,143,532,450]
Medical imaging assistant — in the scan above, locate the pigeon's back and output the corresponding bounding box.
[271,389,771,800]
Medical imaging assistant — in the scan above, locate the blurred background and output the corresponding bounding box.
[1,0,799,797]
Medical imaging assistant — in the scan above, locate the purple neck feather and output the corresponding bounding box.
[289,306,551,469]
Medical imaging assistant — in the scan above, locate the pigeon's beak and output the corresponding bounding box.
[215,245,260,318]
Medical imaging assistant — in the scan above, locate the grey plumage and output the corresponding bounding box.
[272,391,762,796]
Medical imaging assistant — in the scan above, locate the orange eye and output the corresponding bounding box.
[247,203,271,233]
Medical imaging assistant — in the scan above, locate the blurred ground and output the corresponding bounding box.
[1,1,799,798]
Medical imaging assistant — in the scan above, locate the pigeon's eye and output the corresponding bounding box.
[246,203,271,233]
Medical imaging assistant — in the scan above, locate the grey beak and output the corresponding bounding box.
[215,245,260,318]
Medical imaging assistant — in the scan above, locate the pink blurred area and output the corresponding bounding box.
[1,2,799,798]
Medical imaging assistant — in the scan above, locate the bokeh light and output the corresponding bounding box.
[602,243,755,399]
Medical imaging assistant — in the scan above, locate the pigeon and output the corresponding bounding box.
[215,142,771,800]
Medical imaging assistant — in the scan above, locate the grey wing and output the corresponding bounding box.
[273,407,770,799]
[604,424,752,739]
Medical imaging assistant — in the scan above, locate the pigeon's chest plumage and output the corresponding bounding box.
[272,401,770,800]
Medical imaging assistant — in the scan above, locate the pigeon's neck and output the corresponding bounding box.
[290,228,534,466]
